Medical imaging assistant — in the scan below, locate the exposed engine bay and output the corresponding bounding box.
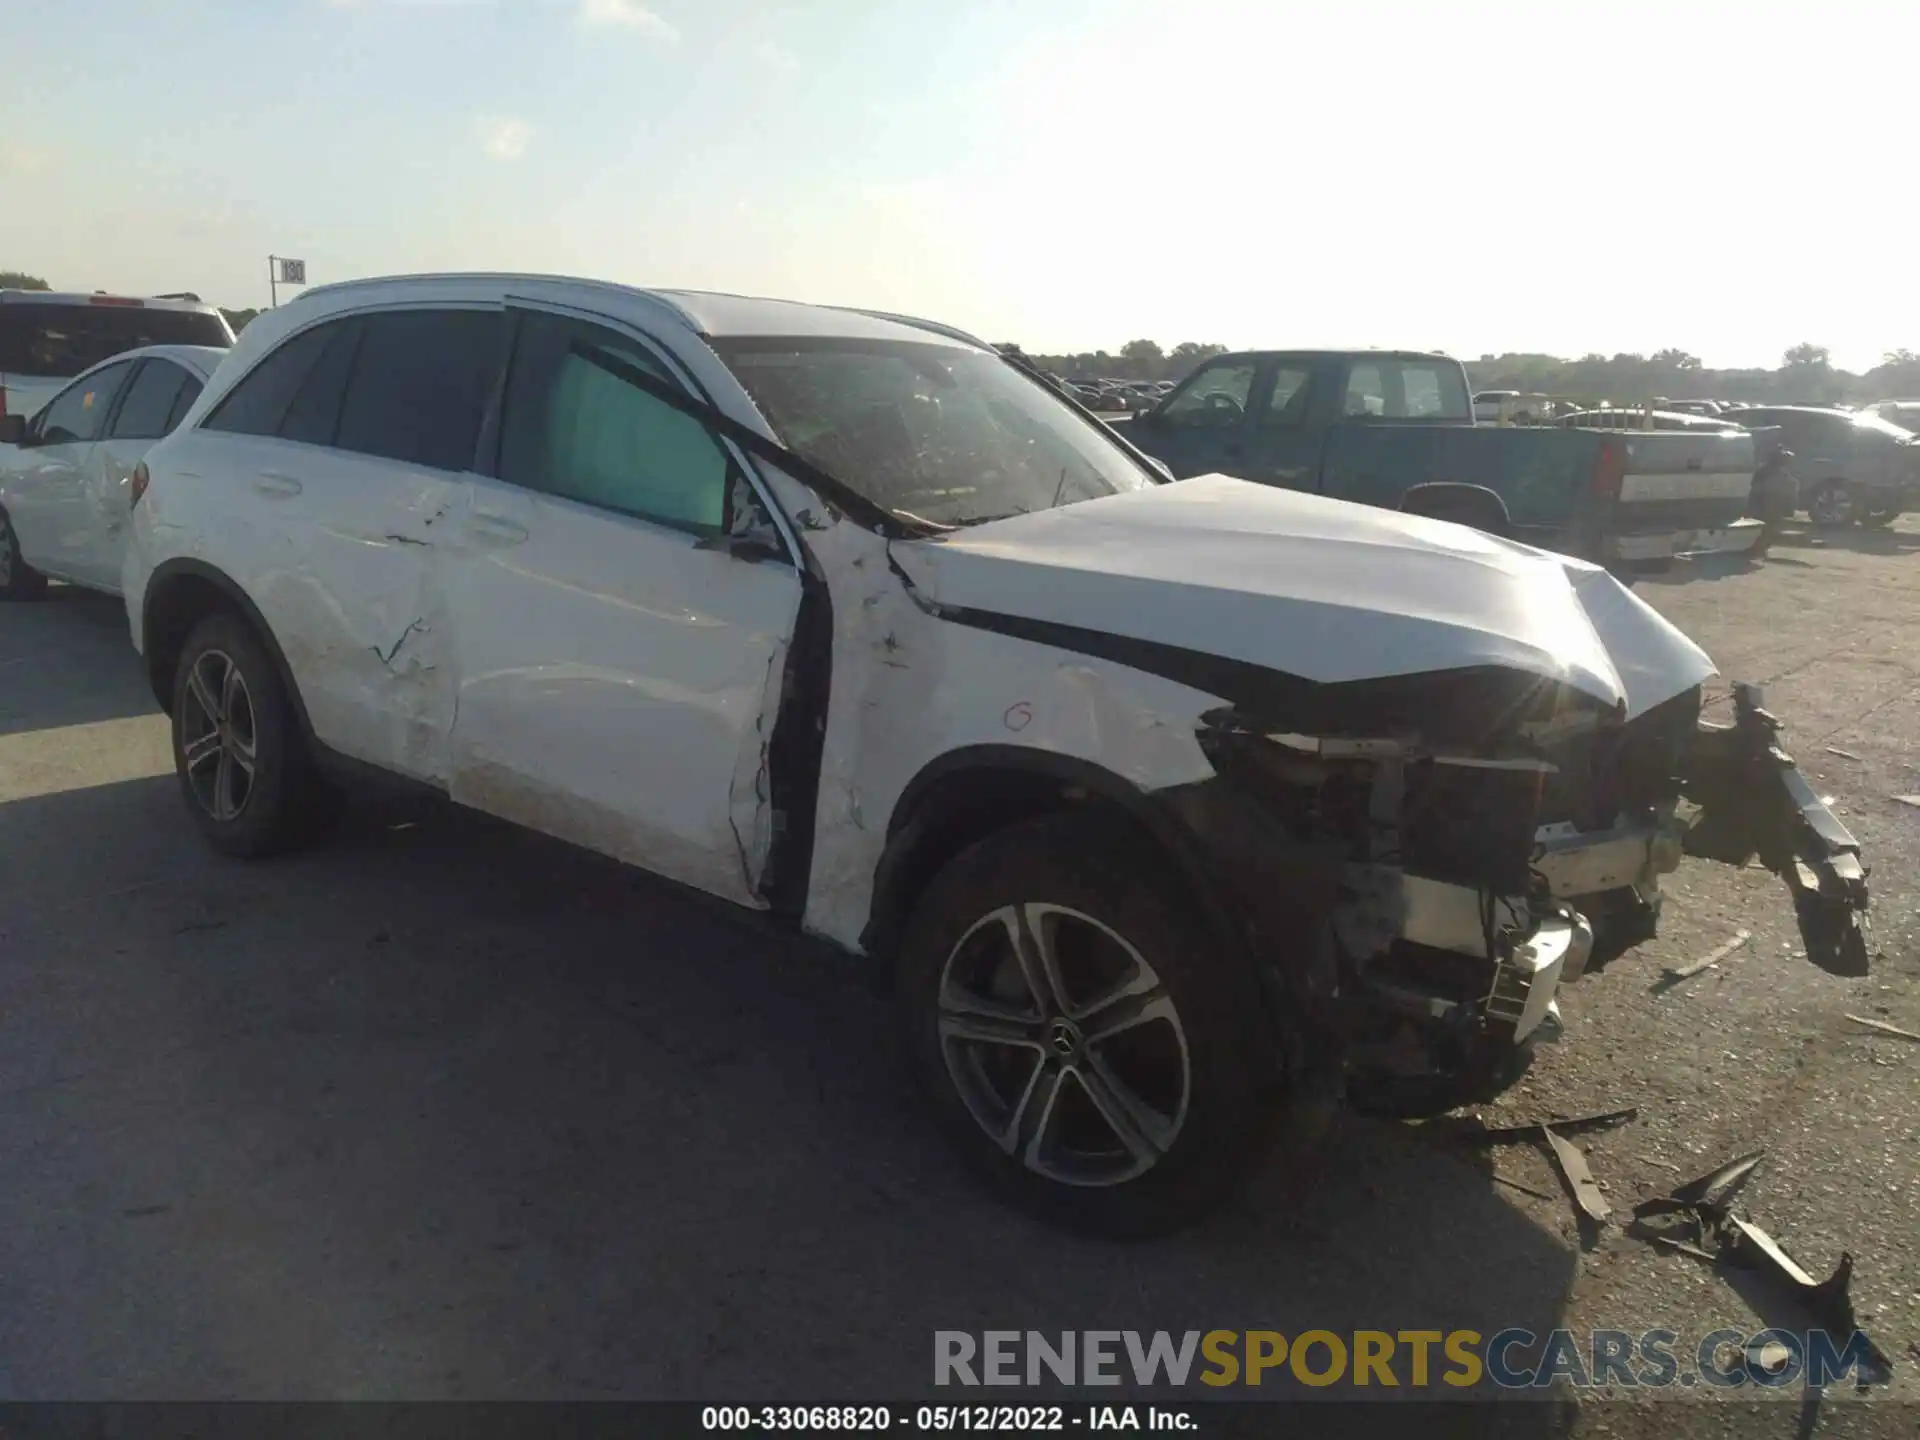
[1188,679,1870,1113]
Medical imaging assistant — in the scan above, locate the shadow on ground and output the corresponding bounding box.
[0,586,158,736]
[0,773,1578,1408]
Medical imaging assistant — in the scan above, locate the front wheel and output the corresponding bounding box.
[896,814,1284,1237]
[1808,478,1857,529]
[0,508,49,600]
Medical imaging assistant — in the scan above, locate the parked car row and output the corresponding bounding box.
[0,276,1880,1235]
[1063,377,1173,412]
[1,289,234,423]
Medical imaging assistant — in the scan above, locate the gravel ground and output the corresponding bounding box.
[1,525,1917,1433]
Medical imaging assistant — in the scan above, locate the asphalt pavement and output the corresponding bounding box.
[1,527,1917,1431]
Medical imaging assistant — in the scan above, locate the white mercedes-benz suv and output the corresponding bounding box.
[122,274,1870,1235]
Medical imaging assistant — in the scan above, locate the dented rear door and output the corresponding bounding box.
[204,306,499,782]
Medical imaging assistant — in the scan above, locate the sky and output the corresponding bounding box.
[2,0,1914,371]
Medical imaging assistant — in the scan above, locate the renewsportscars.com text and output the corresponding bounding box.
[934,1328,1884,1390]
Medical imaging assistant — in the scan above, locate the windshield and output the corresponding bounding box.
[1852,411,1915,440]
[0,304,232,378]
[711,337,1157,528]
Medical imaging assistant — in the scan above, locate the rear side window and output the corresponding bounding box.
[1343,360,1470,419]
[108,360,192,441]
[498,312,728,534]
[334,309,499,471]
[204,322,343,437]
[0,304,231,379]
[36,360,136,445]
[166,376,204,432]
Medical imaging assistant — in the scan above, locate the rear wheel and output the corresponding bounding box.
[1808,478,1857,529]
[0,509,49,600]
[171,612,328,857]
[896,814,1283,1237]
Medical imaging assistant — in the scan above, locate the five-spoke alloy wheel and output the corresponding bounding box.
[170,612,326,857]
[180,648,259,823]
[899,813,1282,1237]
[937,902,1191,1188]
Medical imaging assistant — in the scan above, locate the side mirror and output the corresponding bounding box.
[0,414,26,446]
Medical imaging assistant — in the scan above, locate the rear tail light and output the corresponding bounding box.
[129,461,151,507]
[1592,440,1625,503]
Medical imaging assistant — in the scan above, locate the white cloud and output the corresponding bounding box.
[476,115,533,161]
[575,0,677,40]
[750,39,800,71]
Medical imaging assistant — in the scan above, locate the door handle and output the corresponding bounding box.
[253,471,303,498]
[466,512,528,546]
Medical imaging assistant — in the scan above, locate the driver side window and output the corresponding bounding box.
[1160,361,1256,428]
[37,361,135,446]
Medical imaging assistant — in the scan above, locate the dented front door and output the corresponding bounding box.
[438,307,803,907]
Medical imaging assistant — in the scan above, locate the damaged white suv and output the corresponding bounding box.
[122,275,1872,1235]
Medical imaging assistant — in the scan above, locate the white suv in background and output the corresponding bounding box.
[120,273,1870,1234]
[0,289,232,423]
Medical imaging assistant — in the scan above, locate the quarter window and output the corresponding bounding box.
[277,321,363,447]
[498,312,729,534]
[165,376,204,432]
[203,323,341,437]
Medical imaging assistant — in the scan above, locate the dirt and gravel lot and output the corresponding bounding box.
[1,526,1917,1431]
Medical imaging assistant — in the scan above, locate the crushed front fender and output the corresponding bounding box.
[1680,682,1870,975]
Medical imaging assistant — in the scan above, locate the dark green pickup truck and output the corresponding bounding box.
[1112,349,1763,564]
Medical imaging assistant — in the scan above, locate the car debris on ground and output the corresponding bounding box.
[1844,1013,1920,1042]
[1657,928,1751,988]
[1630,1149,1895,1384]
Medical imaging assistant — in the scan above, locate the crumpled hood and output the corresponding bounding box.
[890,474,1715,719]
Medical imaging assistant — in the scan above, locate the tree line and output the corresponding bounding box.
[1024,336,1920,405]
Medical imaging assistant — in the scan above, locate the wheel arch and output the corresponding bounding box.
[142,559,313,739]
[1397,482,1513,536]
[861,745,1247,977]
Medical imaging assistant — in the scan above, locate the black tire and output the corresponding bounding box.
[1346,1037,1537,1121]
[1860,507,1899,530]
[1808,478,1857,529]
[170,611,326,857]
[896,813,1284,1238]
[0,507,49,600]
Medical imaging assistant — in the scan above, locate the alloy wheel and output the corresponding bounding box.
[1811,481,1855,527]
[180,649,259,822]
[937,903,1191,1187]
